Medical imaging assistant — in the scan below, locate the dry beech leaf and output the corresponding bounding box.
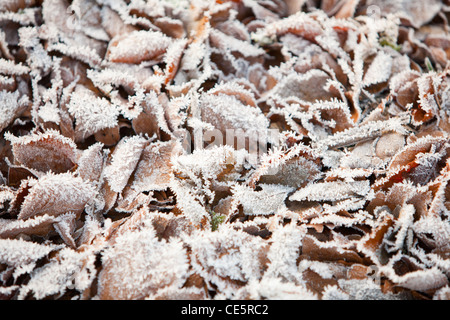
[187,225,269,298]
[199,92,270,137]
[7,164,39,188]
[106,30,172,64]
[334,0,360,19]
[100,5,138,39]
[130,140,181,193]
[131,92,167,138]
[103,135,147,194]
[0,214,61,239]
[76,142,105,182]
[67,85,120,141]
[375,132,406,160]
[389,136,448,170]
[366,0,442,28]
[97,210,190,300]
[94,126,120,147]
[0,90,29,133]
[5,130,77,174]
[290,180,370,202]
[1,0,450,301]
[358,211,394,253]
[0,0,37,12]
[53,212,77,248]
[158,38,188,85]
[17,172,96,220]
[209,82,257,108]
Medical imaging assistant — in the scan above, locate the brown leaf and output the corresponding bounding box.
[94,126,120,146]
[301,235,365,263]
[359,213,394,253]
[76,142,105,182]
[334,0,360,19]
[106,30,172,64]
[6,130,77,174]
[18,172,96,220]
[131,140,181,193]
[0,214,60,239]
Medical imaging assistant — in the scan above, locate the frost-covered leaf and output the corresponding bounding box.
[6,130,77,173]
[103,135,147,193]
[336,278,406,300]
[249,141,321,187]
[382,266,449,292]
[290,180,370,202]
[131,140,181,193]
[0,58,30,75]
[76,142,105,182]
[252,11,323,42]
[300,234,364,264]
[18,172,96,220]
[237,276,318,300]
[271,70,337,103]
[210,29,266,59]
[316,116,409,149]
[0,214,62,238]
[198,93,270,135]
[53,212,77,248]
[87,64,155,97]
[375,132,406,160]
[67,85,120,141]
[413,215,450,252]
[264,223,306,281]
[0,239,59,268]
[258,156,322,188]
[97,216,189,300]
[0,90,29,132]
[188,226,269,298]
[172,145,247,186]
[18,247,97,299]
[106,30,172,64]
[366,0,442,28]
[232,184,294,216]
[0,186,14,212]
[363,51,393,87]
